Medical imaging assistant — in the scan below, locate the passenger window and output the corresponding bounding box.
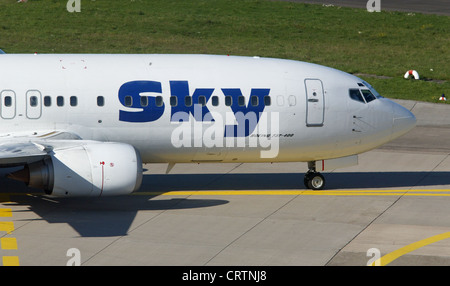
[349,89,365,103]
[211,96,219,106]
[155,96,163,107]
[57,96,64,107]
[124,96,132,107]
[170,96,177,107]
[44,96,51,107]
[97,96,104,106]
[184,96,192,107]
[361,89,376,103]
[238,96,245,106]
[198,95,206,106]
[4,96,12,107]
[70,96,77,107]
[140,96,148,107]
[277,95,284,106]
[225,96,232,106]
[30,96,38,107]
[288,95,296,106]
[264,95,271,106]
[251,95,258,107]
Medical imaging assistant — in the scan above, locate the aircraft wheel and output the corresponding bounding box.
[304,172,325,190]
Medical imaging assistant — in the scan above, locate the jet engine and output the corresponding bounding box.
[9,142,143,197]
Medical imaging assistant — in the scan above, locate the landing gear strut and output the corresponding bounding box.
[304,161,325,190]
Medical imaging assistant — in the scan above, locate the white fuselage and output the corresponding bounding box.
[0,54,415,164]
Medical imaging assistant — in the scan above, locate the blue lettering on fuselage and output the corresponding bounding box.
[118,80,164,122]
[118,80,270,137]
[170,81,214,122]
[222,88,269,137]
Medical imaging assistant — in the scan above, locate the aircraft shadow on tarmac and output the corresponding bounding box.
[1,171,449,237]
[0,177,229,238]
[141,171,450,191]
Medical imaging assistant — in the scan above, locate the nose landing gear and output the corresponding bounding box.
[304,161,325,190]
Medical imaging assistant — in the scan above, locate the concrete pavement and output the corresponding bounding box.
[3,98,450,266]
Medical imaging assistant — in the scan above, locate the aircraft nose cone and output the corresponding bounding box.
[392,103,416,139]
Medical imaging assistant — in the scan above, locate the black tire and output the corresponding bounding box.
[307,173,325,190]
[303,174,310,189]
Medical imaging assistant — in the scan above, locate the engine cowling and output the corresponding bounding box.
[10,142,143,197]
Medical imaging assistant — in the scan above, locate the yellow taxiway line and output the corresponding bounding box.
[135,189,450,197]
[139,189,450,266]
[3,189,450,199]
[372,232,450,266]
[2,191,450,266]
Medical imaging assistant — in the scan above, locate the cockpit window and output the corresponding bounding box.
[361,81,383,99]
[349,89,365,103]
[349,82,382,104]
[361,89,376,103]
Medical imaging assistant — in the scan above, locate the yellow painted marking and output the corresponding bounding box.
[0,222,14,234]
[372,232,450,266]
[135,189,450,197]
[2,190,450,198]
[0,209,12,217]
[1,238,17,250]
[0,207,19,267]
[2,256,19,266]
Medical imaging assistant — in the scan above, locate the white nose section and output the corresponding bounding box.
[392,103,416,139]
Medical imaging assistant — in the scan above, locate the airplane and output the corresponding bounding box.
[0,52,416,197]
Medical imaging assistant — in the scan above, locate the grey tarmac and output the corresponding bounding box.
[2,99,450,266]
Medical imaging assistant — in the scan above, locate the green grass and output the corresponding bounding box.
[0,0,449,102]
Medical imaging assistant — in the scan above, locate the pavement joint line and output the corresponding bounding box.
[326,186,407,265]
[372,232,450,266]
[81,196,190,266]
[413,153,450,188]
[0,222,14,235]
[204,191,300,266]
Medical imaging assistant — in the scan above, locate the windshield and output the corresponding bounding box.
[361,89,376,103]
[361,80,383,99]
[349,88,378,104]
